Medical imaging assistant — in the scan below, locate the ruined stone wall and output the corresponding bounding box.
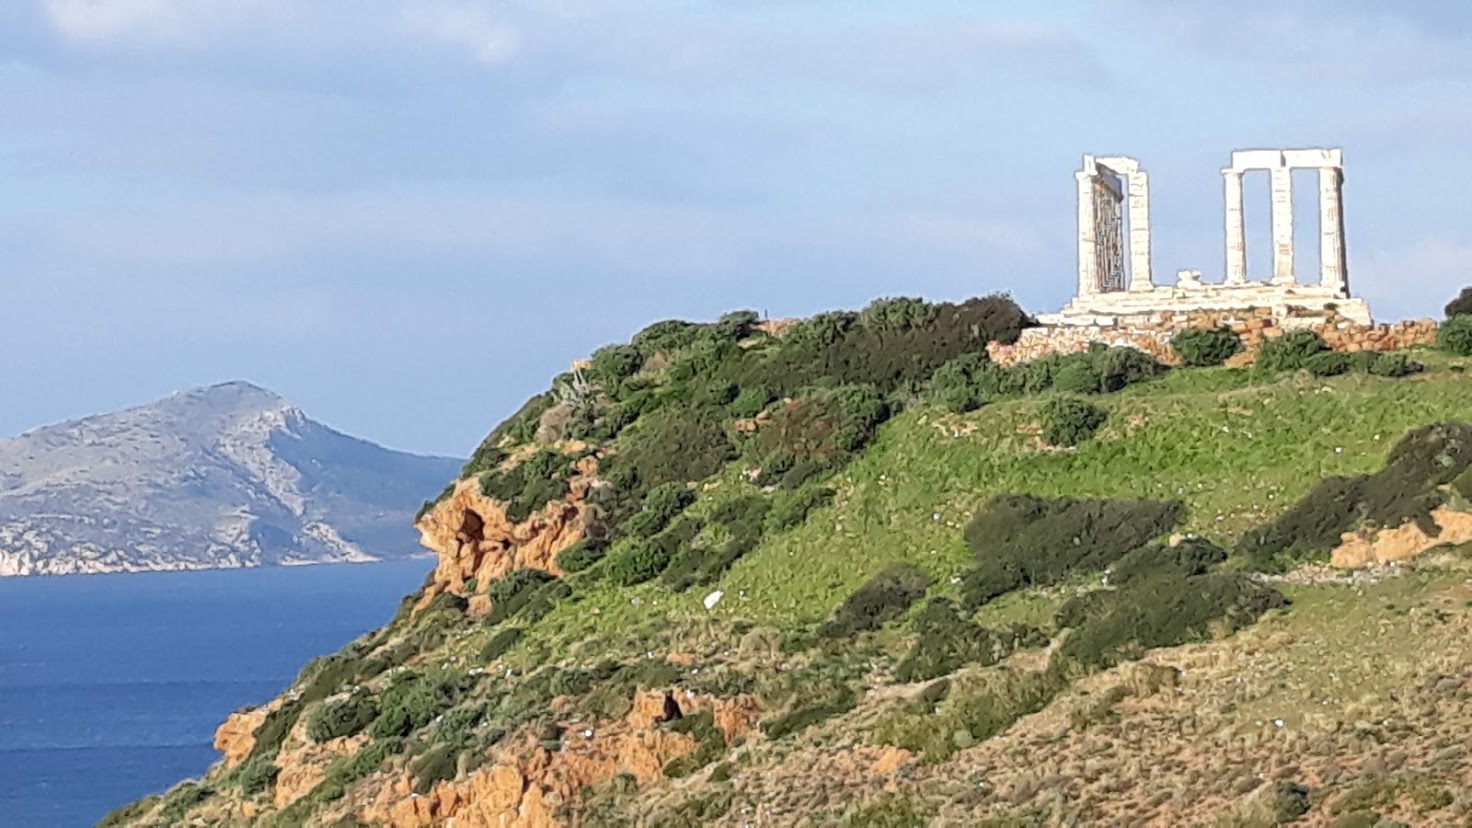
[987,307,1439,368]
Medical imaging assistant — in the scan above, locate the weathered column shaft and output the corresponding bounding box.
[1223,169,1247,285]
[1318,166,1348,296]
[1270,166,1295,285]
[1076,171,1098,296]
[1127,171,1152,291]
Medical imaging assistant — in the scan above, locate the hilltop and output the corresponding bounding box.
[107,298,1472,826]
[0,381,462,576]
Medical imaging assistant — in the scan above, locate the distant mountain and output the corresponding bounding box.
[0,381,462,576]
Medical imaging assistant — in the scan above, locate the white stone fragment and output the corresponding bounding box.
[704,590,724,610]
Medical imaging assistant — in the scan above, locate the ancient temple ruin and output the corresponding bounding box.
[1043,148,1370,326]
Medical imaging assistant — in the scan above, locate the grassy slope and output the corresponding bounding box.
[529,354,1472,650]
[114,344,1472,826]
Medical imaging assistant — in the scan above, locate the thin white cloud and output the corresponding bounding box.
[400,5,521,65]
[39,0,523,66]
[41,0,289,46]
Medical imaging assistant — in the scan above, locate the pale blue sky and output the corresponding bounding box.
[4,1,1472,456]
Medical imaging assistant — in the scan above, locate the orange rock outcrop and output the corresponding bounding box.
[357,690,759,827]
[273,720,370,808]
[414,456,600,612]
[214,702,277,768]
[1330,505,1472,568]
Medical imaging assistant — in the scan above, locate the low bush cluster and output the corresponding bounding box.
[1446,286,1472,319]
[624,482,696,539]
[555,539,605,573]
[893,598,1047,683]
[959,494,1184,608]
[929,346,1165,414]
[1108,538,1227,586]
[370,669,477,741]
[306,693,378,742]
[1239,421,1472,567]
[1255,330,1328,372]
[1040,397,1107,446]
[1055,574,1288,669]
[875,668,1065,762]
[1439,315,1472,357]
[746,385,893,483]
[817,563,932,639]
[478,449,572,523]
[662,501,767,592]
[1170,326,1243,367]
[761,688,858,740]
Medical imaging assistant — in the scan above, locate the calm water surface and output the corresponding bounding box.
[0,560,430,827]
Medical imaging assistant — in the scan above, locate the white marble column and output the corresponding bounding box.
[1270,166,1295,286]
[1318,166,1347,296]
[1076,171,1098,296]
[1127,171,1153,291]
[1223,169,1247,285]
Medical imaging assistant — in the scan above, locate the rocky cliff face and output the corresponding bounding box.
[0,381,462,576]
[413,452,600,613]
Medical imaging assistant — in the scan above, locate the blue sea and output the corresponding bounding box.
[0,559,432,827]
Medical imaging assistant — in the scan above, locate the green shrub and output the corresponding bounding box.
[603,405,737,510]
[717,309,761,339]
[606,541,674,586]
[485,569,556,625]
[1052,360,1104,395]
[633,319,704,354]
[722,295,1027,398]
[1438,315,1472,356]
[478,449,572,522]
[859,296,939,333]
[411,744,458,794]
[237,757,280,795]
[370,669,477,740]
[894,598,1047,683]
[556,540,605,573]
[1107,538,1226,586]
[960,494,1184,608]
[728,385,776,418]
[929,352,993,413]
[248,698,306,760]
[306,694,378,742]
[625,482,696,539]
[817,563,932,638]
[764,486,835,533]
[1056,574,1288,669]
[155,781,214,824]
[97,797,160,828]
[1445,286,1472,319]
[875,668,1064,762]
[1256,329,1328,372]
[747,385,892,468]
[1305,350,1351,377]
[1090,346,1168,390]
[1040,397,1107,446]
[1171,326,1243,367]
[1368,352,1422,378]
[762,688,857,740]
[661,503,766,592]
[1240,422,1472,566]
[589,344,644,383]
[479,627,524,662]
[324,737,401,788]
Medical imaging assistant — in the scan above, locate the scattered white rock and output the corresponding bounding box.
[703,590,724,610]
